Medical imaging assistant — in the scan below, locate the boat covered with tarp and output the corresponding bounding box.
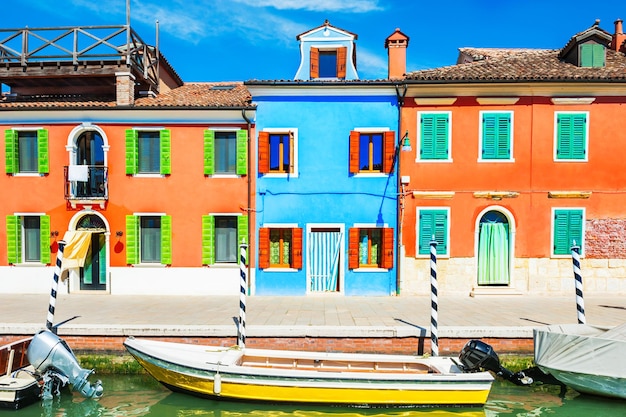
[534,323,626,399]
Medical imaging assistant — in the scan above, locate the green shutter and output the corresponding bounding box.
[237,215,249,263]
[5,130,17,174]
[557,114,586,160]
[553,210,583,255]
[236,129,248,175]
[203,130,215,175]
[482,113,511,159]
[6,215,20,264]
[201,215,215,265]
[580,43,605,67]
[125,130,138,174]
[161,215,172,264]
[37,129,49,174]
[419,210,448,255]
[126,215,139,264]
[39,215,50,264]
[420,114,449,160]
[160,130,171,175]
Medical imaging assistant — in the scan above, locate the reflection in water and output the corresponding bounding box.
[9,376,626,417]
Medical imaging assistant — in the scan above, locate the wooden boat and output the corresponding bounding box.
[124,337,494,407]
[0,337,42,410]
[534,323,626,399]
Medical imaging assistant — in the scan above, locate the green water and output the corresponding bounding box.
[10,375,625,417]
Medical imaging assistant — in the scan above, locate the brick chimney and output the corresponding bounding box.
[116,72,136,106]
[611,19,626,52]
[385,28,409,79]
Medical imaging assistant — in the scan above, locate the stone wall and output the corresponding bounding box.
[585,218,626,258]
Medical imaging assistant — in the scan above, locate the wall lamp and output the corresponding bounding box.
[116,231,124,237]
[50,231,59,237]
[399,130,412,152]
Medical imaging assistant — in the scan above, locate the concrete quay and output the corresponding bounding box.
[1,294,625,355]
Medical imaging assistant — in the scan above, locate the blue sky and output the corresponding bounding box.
[2,0,623,82]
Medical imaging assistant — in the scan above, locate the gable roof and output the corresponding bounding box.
[406,21,626,84]
[296,19,358,40]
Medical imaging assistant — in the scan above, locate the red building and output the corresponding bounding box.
[1,25,255,295]
[398,20,626,296]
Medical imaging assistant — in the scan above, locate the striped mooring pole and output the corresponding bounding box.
[238,240,249,349]
[571,240,586,324]
[429,236,439,357]
[46,241,65,333]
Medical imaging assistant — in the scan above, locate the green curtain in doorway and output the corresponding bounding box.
[477,222,509,285]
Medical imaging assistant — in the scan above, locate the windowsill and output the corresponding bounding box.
[353,267,388,272]
[415,255,450,259]
[353,173,388,178]
[415,159,453,163]
[10,263,46,267]
[553,159,588,163]
[12,173,44,177]
[263,173,298,178]
[207,263,240,268]
[263,267,298,272]
[477,158,516,163]
[551,254,585,259]
[133,263,167,268]
[208,174,240,179]
[132,174,166,178]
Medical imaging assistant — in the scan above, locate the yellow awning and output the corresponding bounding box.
[60,231,92,280]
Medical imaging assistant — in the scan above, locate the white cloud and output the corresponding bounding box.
[356,48,388,79]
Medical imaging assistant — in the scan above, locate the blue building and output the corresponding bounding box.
[246,21,409,296]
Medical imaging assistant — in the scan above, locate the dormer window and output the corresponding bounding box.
[310,47,347,79]
[580,43,605,67]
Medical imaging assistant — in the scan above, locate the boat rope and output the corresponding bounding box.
[571,241,586,324]
[238,241,248,349]
[430,237,439,357]
[46,241,65,333]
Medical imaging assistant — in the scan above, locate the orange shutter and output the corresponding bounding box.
[348,228,359,269]
[289,131,295,174]
[349,131,360,174]
[381,227,394,269]
[310,47,320,79]
[292,228,303,269]
[258,132,270,174]
[258,228,270,269]
[337,47,347,78]
[383,131,396,174]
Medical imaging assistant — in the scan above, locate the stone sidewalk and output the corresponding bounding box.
[1,293,624,339]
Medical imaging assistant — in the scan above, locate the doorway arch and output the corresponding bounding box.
[475,206,515,286]
[67,210,110,292]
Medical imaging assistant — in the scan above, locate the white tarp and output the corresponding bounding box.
[534,323,626,379]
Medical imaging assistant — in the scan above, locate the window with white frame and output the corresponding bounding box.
[126,214,172,264]
[417,112,451,161]
[4,129,49,175]
[5,214,50,264]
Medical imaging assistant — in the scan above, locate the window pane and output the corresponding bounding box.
[358,228,381,266]
[269,229,291,266]
[358,133,383,171]
[215,217,237,262]
[23,216,41,262]
[215,131,237,174]
[18,131,38,173]
[138,132,160,173]
[141,216,161,262]
[319,50,337,77]
[269,134,290,172]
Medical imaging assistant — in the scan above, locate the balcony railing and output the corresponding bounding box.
[64,165,108,201]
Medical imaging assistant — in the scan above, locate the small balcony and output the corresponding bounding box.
[64,165,108,209]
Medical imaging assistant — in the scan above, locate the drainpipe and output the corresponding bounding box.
[242,109,253,295]
[394,84,408,295]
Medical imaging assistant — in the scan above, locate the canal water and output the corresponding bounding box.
[10,375,625,417]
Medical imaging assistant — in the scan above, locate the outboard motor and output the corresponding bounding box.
[459,339,532,386]
[26,330,103,399]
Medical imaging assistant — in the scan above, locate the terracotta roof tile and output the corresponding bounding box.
[0,82,253,109]
[406,47,626,82]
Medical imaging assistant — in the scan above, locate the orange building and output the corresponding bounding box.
[398,20,626,296]
[1,25,255,295]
